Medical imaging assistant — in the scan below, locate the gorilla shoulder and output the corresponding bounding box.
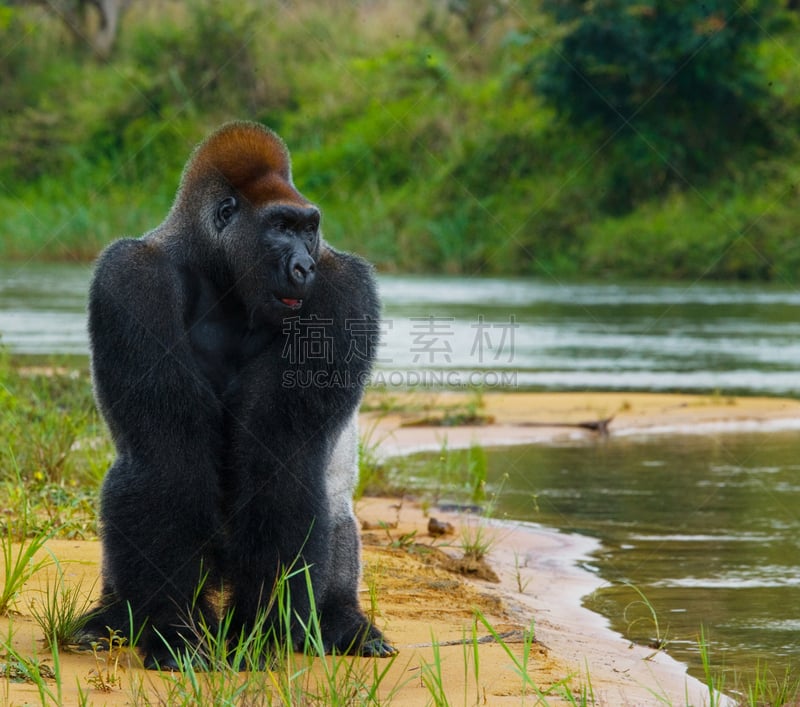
[92,236,191,311]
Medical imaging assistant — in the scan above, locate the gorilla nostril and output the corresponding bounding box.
[291,256,316,284]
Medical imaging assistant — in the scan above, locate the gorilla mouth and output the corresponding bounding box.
[278,297,303,309]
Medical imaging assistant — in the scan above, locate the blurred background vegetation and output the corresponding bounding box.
[1,0,799,280]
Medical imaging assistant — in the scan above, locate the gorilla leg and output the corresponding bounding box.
[78,585,131,647]
[82,457,222,669]
[223,476,332,654]
[318,513,394,657]
[319,416,394,656]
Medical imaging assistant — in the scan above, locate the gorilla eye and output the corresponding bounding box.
[215,196,238,230]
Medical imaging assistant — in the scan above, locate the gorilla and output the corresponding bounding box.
[81,121,393,668]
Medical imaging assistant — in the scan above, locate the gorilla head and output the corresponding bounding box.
[172,121,322,326]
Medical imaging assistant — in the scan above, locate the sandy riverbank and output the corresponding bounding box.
[355,390,800,705]
[4,391,798,705]
[362,389,800,457]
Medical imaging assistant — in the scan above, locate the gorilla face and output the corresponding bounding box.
[219,196,322,327]
[175,120,326,329]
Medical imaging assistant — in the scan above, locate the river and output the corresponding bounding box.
[1,262,799,685]
[3,264,800,397]
[395,434,800,685]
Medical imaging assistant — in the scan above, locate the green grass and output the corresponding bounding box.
[739,662,800,707]
[0,518,53,616]
[110,565,407,705]
[622,581,670,658]
[355,416,398,500]
[0,640,69,706]
[0,354,107,538]
[28,561,96,650]
[700,627,728,707]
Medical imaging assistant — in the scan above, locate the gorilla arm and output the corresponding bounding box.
[223,245,393,655]
[86,237,225,656]
[90,239,225,457]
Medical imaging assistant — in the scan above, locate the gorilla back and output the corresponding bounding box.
[82,121,393,668]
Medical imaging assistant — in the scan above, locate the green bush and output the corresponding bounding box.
[536,0,782,208]
[1,0,800,281]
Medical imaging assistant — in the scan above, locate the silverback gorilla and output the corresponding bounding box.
[81,121,393,668]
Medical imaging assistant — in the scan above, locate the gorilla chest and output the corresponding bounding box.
[185,282,251,398]
[189,318,245,397]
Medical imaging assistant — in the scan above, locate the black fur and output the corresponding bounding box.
[81,121,393,668]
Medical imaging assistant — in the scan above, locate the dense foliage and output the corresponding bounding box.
[537,0,777,211]
[1,0,799,281]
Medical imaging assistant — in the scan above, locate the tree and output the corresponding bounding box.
[536,0,778,208]
[8,0,131,59]
[446,0,507,42]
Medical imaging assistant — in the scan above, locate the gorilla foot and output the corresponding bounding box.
[325,622,396,658]
[360,636,397,658]
[74,612,126,652]
[74,631,109,652]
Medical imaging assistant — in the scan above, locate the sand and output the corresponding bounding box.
[5,391,799,705]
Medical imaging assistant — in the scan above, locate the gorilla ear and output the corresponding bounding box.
[214,196,239,231]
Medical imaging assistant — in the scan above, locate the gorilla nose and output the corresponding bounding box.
[289,252,316,287]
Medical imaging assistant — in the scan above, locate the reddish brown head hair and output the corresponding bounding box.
[180,121,310,208]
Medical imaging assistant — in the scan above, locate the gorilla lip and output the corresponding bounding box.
[279,297,303,309]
